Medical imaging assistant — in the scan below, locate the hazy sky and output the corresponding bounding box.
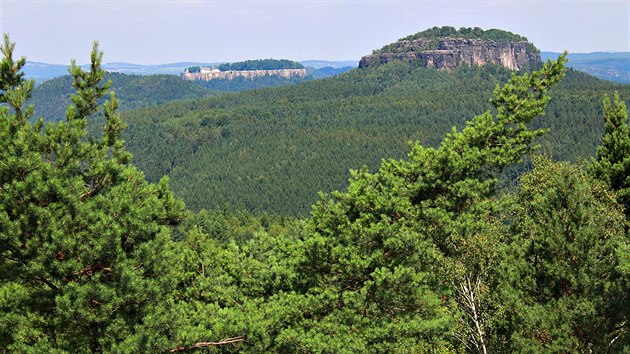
[1,0,628,65]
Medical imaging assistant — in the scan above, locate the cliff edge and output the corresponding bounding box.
[359,26,541,71]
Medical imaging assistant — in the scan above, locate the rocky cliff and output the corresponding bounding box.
[181,68,307,81]
[359,36,541,71]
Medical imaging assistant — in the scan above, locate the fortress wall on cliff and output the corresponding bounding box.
[182,68,307,81]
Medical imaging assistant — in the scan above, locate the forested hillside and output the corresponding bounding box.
[30,66,354,117]
[28,72,214,121]
[3,34,628,352]
[118,61,630,215]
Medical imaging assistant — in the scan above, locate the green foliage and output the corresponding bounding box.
[186,65,201,73]
[217,59,305,71]
[0,36,185,352]
[115,58,630,216]
[589,92,630,213]
[411,26,530,43]
[29,72,214,121]
[30,66,351,120]
[307,65,354,79]
[117,208,310,353]
[284,54,567,352]
[2,33,628,354]
[193,74,310,92]
[0,34,29,105]
[497,157,629,352]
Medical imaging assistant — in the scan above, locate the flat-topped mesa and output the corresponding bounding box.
[359,27,542,71]
[182,68,307,81]
[181,59,307,81]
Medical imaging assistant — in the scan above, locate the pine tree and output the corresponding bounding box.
[290,55,567,351]
[498,157,628,352]
[589,92,630,214]
[0,35,185,352]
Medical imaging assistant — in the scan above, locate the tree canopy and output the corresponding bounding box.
[217,59,305,71]
[375,26,538,54]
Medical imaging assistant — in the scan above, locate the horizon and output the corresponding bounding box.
[1,0,628,66]
[21,50,630,67]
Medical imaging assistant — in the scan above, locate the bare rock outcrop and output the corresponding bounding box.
[359,37,541,71]
[181,68,307,81]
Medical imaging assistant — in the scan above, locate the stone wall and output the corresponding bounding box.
[181,68,307,81]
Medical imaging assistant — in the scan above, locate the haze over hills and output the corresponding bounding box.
[542,51,630,83]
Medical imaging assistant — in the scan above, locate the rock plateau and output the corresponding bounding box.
[359,37,541,71]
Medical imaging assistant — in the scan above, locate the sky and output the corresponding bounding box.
[1,0,628,65]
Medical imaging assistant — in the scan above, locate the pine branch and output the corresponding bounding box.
[169,336,245,352]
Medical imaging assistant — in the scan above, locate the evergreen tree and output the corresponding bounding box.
[589,92,630,214]
[0,35,185,352]
[497,157,628,352]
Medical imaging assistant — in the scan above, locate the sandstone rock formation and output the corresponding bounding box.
[181,68,307,81]
[359,37,541,71]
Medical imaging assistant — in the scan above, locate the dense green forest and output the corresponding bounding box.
[115,59,630,215]
[217,59,305,71]
[28,66,354,117]
[192,74,310,92]
[1,33,629,353]
[28,72,214,121]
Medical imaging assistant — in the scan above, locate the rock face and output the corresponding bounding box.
[182,68,307,81]
[359,37,541,71]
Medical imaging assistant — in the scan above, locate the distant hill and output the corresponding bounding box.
[542,51,630,83]
[361,26,541,70]
[27,66,355,117]
[307,66,354,79]
[300,60,357,69]
[23,62,72,84]
[103,62,221,75]
[28,72,214,121]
